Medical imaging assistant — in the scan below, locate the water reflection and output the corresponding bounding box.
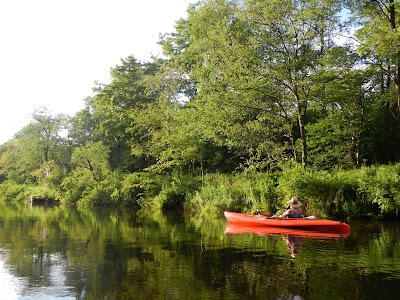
[224,223,350,239]
[224,223,350,259]
[0,249,76,299]
[276,294,304,300]
[281,235,303,258]
[0,252,23,300]
[1,203,400,299]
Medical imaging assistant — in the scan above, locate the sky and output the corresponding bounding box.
[0,0,196,144]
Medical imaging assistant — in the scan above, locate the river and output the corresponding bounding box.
[0,202,399,299]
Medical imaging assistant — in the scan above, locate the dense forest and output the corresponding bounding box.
[1,0,400,219]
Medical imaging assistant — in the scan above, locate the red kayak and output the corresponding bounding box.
[224,211,351,234]
[224,223,350,239]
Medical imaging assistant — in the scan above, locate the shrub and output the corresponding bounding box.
[144,172,202,210]
[0,180,29,202]
[277,165,359,219]
[357,164,400,219]
[277,164,400,219]
[188,173,279,216]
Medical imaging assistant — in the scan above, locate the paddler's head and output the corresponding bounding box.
[287,196,302,208]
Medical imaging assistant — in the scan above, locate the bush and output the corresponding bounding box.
[0,180,29,202]
[277,164,400,219]
[188,173,279,216]
[357,164,400,219]
[277,166,361,218]
[27,184,61,202]
[143,172,202,210]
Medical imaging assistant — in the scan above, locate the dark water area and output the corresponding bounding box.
[0,202,400,300]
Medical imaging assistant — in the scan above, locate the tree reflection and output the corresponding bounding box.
[1,203,400,299]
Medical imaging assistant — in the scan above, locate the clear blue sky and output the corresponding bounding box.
[0,0,195,144]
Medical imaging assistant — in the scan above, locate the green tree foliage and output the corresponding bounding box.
[0,140,27,184]
[346,0,400,163]
[159,0,346,170]
[161,0,282,171]
[348,0,400,110]
[70,141,111,183]
[65,100,99,147]
[307,47,371,168]
[61,142,127,206]
[1,0,400,217]
[245,0,344,166]
[89,56,161,172]
[0,108,69,184]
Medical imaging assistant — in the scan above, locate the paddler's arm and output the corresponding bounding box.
[279,209,291,218]
[270,210,289,218]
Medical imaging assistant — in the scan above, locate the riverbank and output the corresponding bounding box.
[1,164,400,221]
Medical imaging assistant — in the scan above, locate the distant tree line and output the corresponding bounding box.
[1,0,400,219]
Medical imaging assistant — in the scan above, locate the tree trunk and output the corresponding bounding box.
[388,0,400,110]
[298,108,307,166]
[294,88,307,166]
[396,61,400,110]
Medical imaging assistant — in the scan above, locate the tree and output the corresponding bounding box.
[60,141,125,206]
[0,140,27,183]
[159,0,286,171]
[3,108,70,183]
[89,56,160,172]
[245,0,345,166]
[65,98,99,147]
[159,0,345,169]
[307,46,371,168]
[348,0,400,111]
[70,142,111,182]
[346,0,400,163]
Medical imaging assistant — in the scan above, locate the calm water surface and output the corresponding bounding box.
[0,202,400,300]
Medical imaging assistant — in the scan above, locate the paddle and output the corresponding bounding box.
[256,214,315,220]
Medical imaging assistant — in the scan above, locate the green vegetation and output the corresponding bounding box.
[1,0,400,219]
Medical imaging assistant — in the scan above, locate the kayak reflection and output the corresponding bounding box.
[224,223,351,239]
[224,223,349,258]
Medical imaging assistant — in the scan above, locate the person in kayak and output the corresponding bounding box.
[276,196,304,218]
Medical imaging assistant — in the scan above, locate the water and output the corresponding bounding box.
[0,202,400,299]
